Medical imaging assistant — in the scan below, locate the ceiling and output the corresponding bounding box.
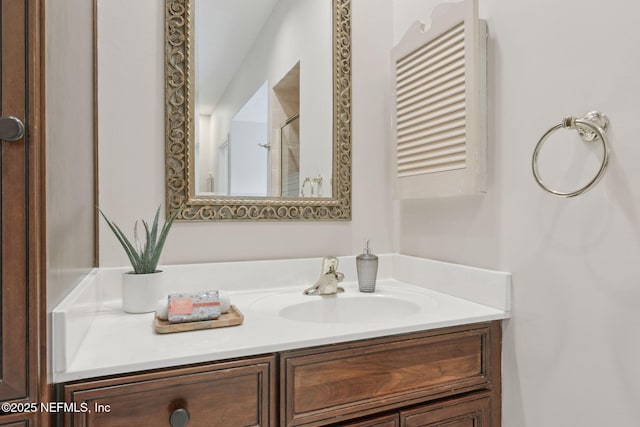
[194,0,280,115]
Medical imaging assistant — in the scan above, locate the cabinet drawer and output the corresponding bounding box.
[62,355,275,427]
[281,323,499,426]
[400,392,492,426]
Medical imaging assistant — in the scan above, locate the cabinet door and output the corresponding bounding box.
[62,356,276,427]
[400,393,492,427]
[0,0,41,414]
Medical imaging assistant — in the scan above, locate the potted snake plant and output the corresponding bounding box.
[99,206,178,313]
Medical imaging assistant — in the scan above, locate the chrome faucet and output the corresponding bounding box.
[303,256,345,295]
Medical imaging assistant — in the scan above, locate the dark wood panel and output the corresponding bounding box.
[281,323,500,426]
[0,0,29,402]
[400,392,492,427]
[63,356,275,427]
[28,0,46,420]
[487,321,501,426]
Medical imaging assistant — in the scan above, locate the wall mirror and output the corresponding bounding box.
[165,0,351,221]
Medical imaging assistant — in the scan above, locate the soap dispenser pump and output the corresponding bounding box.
[356,239,378,293]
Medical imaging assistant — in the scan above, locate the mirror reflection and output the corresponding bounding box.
[193,0,333,198]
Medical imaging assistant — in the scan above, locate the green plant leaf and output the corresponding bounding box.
[98,209,143,273]
[148,208,179,272]
[98,206,177,275]
[147,207,161,271]
[113,222,144,273]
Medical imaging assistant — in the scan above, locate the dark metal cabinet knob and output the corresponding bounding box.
[0,116,25,142]
[169,408,190,427]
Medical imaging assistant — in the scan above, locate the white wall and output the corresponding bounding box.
[395,0,640,425]
[46,0,95,310]
[98,0,393,265]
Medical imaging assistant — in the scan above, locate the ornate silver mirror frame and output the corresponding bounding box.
[165,0,352,221]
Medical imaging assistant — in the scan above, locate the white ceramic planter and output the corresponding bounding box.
[122,271,164,313]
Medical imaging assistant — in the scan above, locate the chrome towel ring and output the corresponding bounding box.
[532,111,610,198]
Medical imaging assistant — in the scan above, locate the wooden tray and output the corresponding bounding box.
[154,305,244,334]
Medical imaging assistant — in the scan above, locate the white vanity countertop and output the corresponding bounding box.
[52,254,511,383]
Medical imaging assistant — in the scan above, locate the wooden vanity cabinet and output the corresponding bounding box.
[59,321,500,427]
[61,355,275,427]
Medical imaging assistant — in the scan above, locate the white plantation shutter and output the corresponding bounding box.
[392,0,487,198]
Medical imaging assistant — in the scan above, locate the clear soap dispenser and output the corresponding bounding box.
[356,239,378,292]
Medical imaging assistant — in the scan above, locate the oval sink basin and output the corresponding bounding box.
[250,284,438,324]
[278,296,421,323]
